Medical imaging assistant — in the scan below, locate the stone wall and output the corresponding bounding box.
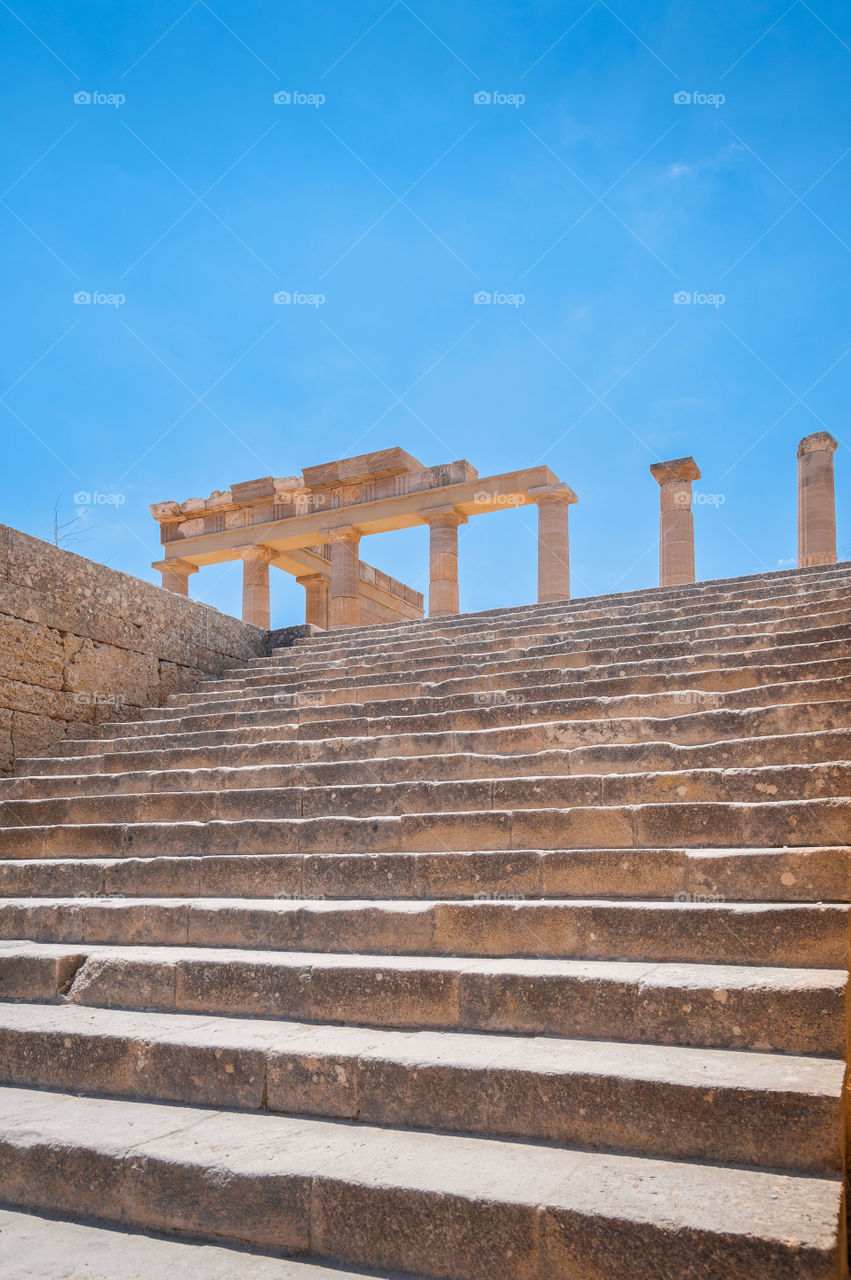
[0,523,266,772]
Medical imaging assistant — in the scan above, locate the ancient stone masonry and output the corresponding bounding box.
[151,446,577,627]
[0,435,846,1277]
[0,558,848,1276]
[0,523,265,772]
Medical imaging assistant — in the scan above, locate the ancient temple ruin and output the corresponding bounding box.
[150,446,577,628]
[150,434,840,631]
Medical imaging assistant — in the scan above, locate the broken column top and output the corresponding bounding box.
[797,432,838,458]
[650,456,701,485]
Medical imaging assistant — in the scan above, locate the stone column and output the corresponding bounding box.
[152,558,198,597]
[531,486,577,604]
[650,457,701,587]
[238,545,274,628]
[423,506,467,616]
[297,572,329,629]
[798,432,838,567]
[328,527,361,628]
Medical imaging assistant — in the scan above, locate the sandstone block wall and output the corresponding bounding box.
[0,523,266,771]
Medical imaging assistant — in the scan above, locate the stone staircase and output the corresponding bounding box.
[0,560,848,1279]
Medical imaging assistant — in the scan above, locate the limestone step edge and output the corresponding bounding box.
[0,941,845,1054]
[14,701,851,775]
[21,693,849,766]
[0,1206,422,1280]
[5,728,851,801]
[0,1086,843,1280]
[0,895,848,968]
[68,673,851,741]
[0,1002,843,1172]
[2,761,850,827]
[0,845,848,903]
[1,799,850,860]
[269,596,851,657]
[152,653,851,718]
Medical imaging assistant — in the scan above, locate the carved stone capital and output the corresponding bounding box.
[235,544,275,564]
[528,483,578,507]
[151,558,198,577]
[650,457,701,486]
[797,431,838,459]
[326,526,361,545]
[420,504,468,527]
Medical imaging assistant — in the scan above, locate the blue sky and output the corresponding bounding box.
[2,0,849,626]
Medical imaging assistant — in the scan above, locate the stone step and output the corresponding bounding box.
[0,1206,415,1280]
[0,846,848,903]
[222,614,851,682]
[265,589,851,672]
[260,607,851,679]
[270,596,851,664]
[1,797,849,859]
[3,760,849,829]
[298,678,851,742]
[220,636,851,703]
[1,896,847,967]
[48,671,851,754]
[123,650,851,734]
[248,628,851,711]
[0,1087,844,1279]
[161,650,851,717]
[16,697,849,779]
[195,611,851,679]
[15,722,300,769]
[267,559,847,639]
[0,1003,843,1172]
[1,940,845,1054]
[6,727,850,802]
[276,574,851,644]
